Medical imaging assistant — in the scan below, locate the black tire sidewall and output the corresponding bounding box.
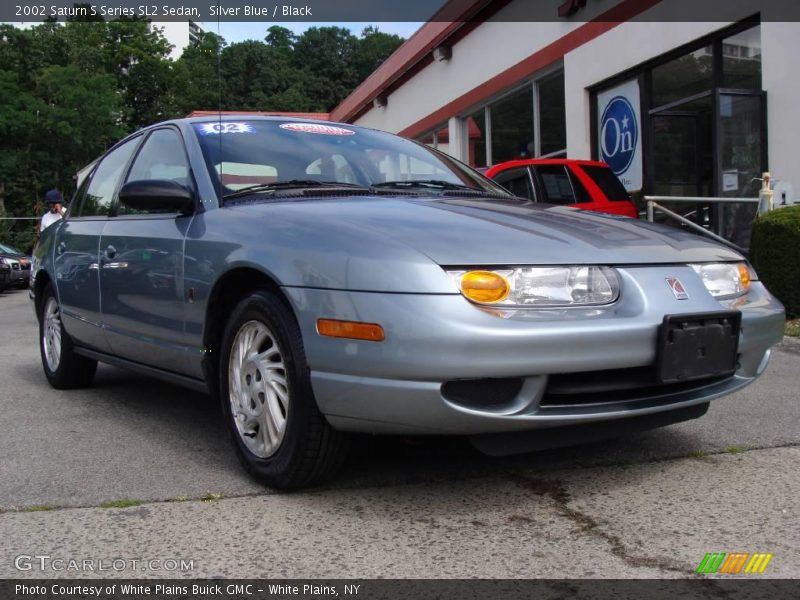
[219,291,320,485]
[38,282,96,388]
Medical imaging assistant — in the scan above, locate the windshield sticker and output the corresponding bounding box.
[195,122,255,136]
[279,123,355,136]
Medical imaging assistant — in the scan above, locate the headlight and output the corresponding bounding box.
[448,266,620,307]
[690,262,753,299]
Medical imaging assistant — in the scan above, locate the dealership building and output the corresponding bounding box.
[330,0,797,230]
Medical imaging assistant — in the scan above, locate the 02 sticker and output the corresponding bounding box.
[195,122,255,135]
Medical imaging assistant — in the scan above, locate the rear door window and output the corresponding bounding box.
[535,165,590,205]
[76,137,140,217]
[581,165,631,201]
[493,167,534,200]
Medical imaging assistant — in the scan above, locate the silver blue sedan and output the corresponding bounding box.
[31,117,785,488]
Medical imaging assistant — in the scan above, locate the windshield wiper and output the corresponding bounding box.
[371,179,478,191]
[222,180,367,200]
[371,179,513,200]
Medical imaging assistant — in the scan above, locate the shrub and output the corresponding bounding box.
[750,205,800,317]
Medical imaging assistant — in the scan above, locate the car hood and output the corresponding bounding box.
[244,195,743,266]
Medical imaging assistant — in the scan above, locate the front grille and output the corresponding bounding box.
[540,365,733,407]
[20,263,30,270]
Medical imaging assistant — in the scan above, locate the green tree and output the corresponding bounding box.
[292,27,360,110]
[353,26,403,81]
[126,57,183,128]
[265,26,295,56]
[221,39,309,110]
[174,31,225,114]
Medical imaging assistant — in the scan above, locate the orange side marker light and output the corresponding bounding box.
[317,319,385,342]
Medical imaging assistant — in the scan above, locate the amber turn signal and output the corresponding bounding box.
[738,263,752,291]
[317,319,385,342]
[460,270,511,304]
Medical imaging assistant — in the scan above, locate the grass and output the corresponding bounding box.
[171,495,189,503]
[725,445,747,454]
[687,450,708,459]
[200,492,224,502]
[100,499,143,509]
[785,319,800,337]
[25,504,57,512]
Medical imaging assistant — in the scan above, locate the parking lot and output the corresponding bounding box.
[0,287,798,578]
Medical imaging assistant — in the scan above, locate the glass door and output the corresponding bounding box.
[716,91,766,248]
[650,95,714,227]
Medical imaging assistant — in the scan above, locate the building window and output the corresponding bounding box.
[417,125,452,155]
[490,86,534,163]
[651,45,714,108]
[462,69,566,167]
[538,71,567,156]
[722,25,761,89]
[465,108,487,167]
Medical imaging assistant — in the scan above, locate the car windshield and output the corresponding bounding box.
[191,120,511,200]
[0,243,22,254]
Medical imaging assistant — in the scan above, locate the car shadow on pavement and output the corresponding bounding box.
[8,359,708,501]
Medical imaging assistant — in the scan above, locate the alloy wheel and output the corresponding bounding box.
[227,320,290,458]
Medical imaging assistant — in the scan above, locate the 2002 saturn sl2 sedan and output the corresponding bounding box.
[32,117,785,488]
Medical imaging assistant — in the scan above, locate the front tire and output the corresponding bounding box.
[219,291,349,489]
[39,283,97,389]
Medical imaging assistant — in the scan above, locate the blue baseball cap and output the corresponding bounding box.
[44,189,63,205]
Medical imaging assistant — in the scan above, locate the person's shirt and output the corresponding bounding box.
[41,211,62,231]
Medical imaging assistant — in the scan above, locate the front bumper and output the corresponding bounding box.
[284,266,785,434]
[9,267,29,287]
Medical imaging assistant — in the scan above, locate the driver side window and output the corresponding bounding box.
[119,128,192,215]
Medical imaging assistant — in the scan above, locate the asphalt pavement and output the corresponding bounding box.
[0,287,797,578]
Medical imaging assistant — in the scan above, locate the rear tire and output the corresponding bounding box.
[219,291,349,489]
[39,283,97,389]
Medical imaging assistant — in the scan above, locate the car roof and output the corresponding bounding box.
[485,158,610,172]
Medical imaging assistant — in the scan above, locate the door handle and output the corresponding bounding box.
[104,245,117,260]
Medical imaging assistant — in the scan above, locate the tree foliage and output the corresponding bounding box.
[0,21,404,251]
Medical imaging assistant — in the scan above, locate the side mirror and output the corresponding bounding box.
[118,180,195,214]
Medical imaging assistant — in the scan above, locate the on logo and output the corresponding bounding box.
[600,96,638,176]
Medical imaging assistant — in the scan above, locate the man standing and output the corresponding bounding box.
[40,189,65,231]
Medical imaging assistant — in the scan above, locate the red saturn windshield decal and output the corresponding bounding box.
[279,123,355,136]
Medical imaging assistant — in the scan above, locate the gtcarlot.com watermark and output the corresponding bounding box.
[14,554,194,573]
